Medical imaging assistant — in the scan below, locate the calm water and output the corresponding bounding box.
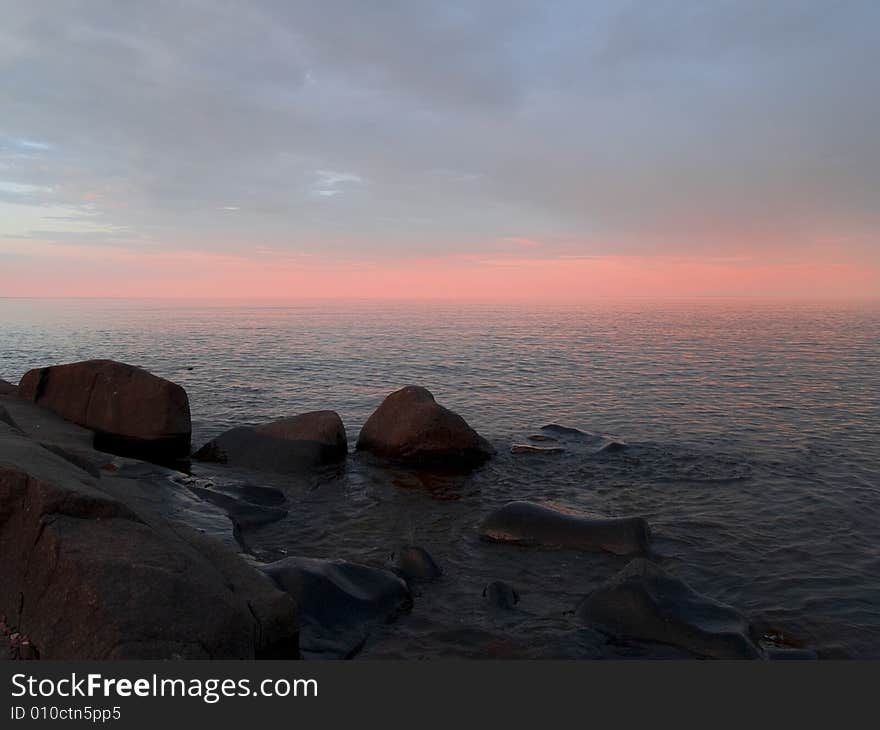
[2,298,879,658]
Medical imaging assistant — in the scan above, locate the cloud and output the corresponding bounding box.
[311,169,364,197]
[0,0,877,287]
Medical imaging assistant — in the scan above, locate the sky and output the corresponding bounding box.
[1,0,878,300]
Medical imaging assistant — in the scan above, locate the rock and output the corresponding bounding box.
[263,556,411,658]
[597,440,627,453]
[0,379,16,396]
[0,413,298,660]
[263,556,411,628]
[17,359,191,463]
[194,411,347,472]
[576,559,761,659]
[510,444,565,455]
[483,581,519,610]
[392,545,442,582]
[356,385,494,469]
[479,501,650,555]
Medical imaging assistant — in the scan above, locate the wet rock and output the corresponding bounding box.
[392,545,442,582]
[17,359,191,463]
[263,556,411,658]
[356,385,494,470]
[479,501,650,555]
[194,411,347,472]
[0,421,298,659]
[0,379,16,396]
[510,444,565,455]
[597,440,627,453]
[213,483,286,507]
[483,581,519,610]
[576,559,761,659]
[263,556,411,627]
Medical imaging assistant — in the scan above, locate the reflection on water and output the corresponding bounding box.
[1,298,879,657]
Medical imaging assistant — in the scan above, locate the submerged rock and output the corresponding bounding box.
[576,559,761,659]
[187,486,288,530]
[392,545,442,582]
[510,444,565,455]
[541,424,588,437]
[356,385,494,469]
[479,501,650,555]
[17,359,191,463]
[483,581,519,610]
[194,411,347,472]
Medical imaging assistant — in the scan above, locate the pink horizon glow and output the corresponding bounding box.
[1,244,878,301]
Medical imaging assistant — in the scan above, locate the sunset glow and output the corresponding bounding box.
[1,1,878,300]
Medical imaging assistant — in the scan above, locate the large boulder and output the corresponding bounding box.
[0,414,298,660]
[576,559,761,659]
[479,501,650,555]
[194,411,347,472]
[356,386,494,469]
[263,556,412,658]
[17,360,191,462]
[0,379,16,396]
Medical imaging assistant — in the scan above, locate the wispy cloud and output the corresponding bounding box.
[0,180,53,195]
[311,169,364,198]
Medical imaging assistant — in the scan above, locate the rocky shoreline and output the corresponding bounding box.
[0,360,815,660]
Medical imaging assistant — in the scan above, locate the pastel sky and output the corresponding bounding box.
[1,1,878,299]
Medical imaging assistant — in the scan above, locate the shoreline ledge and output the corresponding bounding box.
[1,360,298,660]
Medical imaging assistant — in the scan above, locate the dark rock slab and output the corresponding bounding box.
[194,411,347,472]
[0,379,15,396]
[0,416,297,660]
[356,385,494,470]
[479,500,650,555]
[263,556,411,628]
[17,359,191,463]
[576,559,761,659]
[263,556,411,658]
